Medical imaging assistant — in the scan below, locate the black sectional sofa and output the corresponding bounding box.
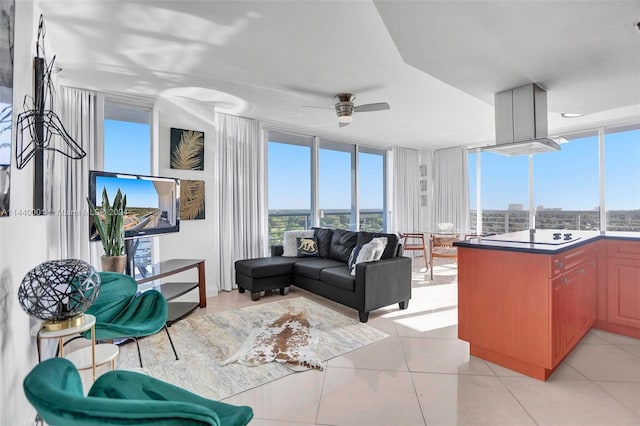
[234,228,412,322]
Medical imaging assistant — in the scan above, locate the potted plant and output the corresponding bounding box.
[87,188,128,273]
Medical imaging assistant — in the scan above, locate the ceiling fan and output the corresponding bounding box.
[305,93,391,127]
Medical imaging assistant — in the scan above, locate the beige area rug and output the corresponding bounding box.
[117,297,388,400]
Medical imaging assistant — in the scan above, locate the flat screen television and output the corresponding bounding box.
[89,170,180,240]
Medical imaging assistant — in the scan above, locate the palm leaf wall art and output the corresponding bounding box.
[170,128,204,170]
[180,179,205,220]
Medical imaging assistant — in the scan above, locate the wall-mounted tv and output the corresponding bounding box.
[89,170,180,240]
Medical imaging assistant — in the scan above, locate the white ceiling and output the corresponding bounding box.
[38,0,640,150]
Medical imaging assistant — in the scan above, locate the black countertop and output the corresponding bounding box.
[453,229,640,255]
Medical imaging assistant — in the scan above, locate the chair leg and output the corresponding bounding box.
[164,324,179,361]
[134,337,143,368]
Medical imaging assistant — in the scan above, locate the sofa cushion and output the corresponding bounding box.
[282,230,314,257]
[312,227,333,258]
[294,258,345,280]
[320,266,355,292]
[296,237,319,257]
[328,229,358,263]
[235,257,297,278]
[357,231,400,259]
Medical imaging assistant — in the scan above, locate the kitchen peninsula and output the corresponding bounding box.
[455,230,640,380]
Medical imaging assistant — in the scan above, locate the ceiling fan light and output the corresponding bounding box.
[338,114,352,123]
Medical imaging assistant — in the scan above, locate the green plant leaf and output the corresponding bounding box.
[87,187,127,256]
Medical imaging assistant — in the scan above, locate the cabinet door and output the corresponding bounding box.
[607,258,640,329]
[551,270,580,365]
[551,278,568,363]
[578,260,597,334]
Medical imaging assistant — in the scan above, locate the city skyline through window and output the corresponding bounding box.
[470,126,640,233]
[267,131,387,243]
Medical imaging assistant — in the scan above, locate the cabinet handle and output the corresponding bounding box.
[554,260,564,269]
[561,277,569,285]
[578,268,585,275]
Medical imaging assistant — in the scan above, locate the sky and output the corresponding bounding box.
[95,175,158,208]
[469,129,640,211]
[104,119,150,175]
[103,118,638,213]
[268,142,385,211]
[101,118,158,207]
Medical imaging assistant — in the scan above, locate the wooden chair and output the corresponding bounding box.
[429,234,462,279]
[399,232,428,261]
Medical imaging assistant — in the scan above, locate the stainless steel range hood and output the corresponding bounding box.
[483,84,561,156]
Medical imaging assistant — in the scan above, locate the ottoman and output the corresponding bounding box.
[234,257,297,301]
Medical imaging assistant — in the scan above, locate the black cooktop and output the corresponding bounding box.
[482,230,582,245]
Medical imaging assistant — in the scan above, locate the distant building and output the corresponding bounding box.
[537,205,562,211]
[508,203,524,211]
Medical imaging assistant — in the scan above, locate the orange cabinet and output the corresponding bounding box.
[607,257,640,329]
[458,245,597,381]
[594,240,640,338]
[551,259,596,365]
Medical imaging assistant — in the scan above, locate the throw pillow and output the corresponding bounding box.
[349,237,388,276]
[296,237,319,257]
[348,244,363,272]
[282,230,314,257]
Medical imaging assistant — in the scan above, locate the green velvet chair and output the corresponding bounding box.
[24,357,254,426]
[84,272,178,367]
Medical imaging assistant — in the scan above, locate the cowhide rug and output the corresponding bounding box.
[221,310,323,371]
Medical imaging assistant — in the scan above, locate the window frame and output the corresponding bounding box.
[265,128,389,244]
[98,95,155,269]
[469,123,640,233]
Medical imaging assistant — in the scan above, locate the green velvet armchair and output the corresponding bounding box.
[24,357,254,426]
[84,272,178,367]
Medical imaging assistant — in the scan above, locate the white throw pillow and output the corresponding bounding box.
[349,237,388,276]
[282,230,314,257]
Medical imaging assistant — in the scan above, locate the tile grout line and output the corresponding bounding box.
[313,361,329,425]
[408,372,428,426]
[494,374,541,426]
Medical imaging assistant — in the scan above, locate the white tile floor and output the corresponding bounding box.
[78,257,640,425]
[215,258,640,425]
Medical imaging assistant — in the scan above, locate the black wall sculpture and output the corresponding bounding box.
[15,15,86,214]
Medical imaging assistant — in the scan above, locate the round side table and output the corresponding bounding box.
[33,314,98,380]
[66,343,119,372]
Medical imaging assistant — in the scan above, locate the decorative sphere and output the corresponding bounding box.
[18,259,101,321]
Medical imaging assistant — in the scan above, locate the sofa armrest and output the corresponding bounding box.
[271,245,284,257]
[355,256,412,312]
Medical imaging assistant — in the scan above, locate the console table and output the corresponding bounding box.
[136,259,206,325]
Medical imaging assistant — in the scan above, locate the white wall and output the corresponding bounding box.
[0,2,58,425]
[154,95,220,297]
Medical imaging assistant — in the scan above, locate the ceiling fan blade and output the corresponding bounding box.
[339,121,350,128]
[353,102,390,113]
[302,105,333,110]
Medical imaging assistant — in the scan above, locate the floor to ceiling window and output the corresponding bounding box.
[103,100,152,272]
[266,130,388,244]
[358,148,386,232]
[319,140,355,229]
[479,152,529,233]
[468,150,478,232]
[533,132,599,230]
[605,126,640,231]
[469,124,640,233]
[267,131,313,245]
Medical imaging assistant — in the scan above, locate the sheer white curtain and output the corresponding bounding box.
[46,87,97,260]
[391,147,420,233]
[432,146,469,231]
[215,113,266,291]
